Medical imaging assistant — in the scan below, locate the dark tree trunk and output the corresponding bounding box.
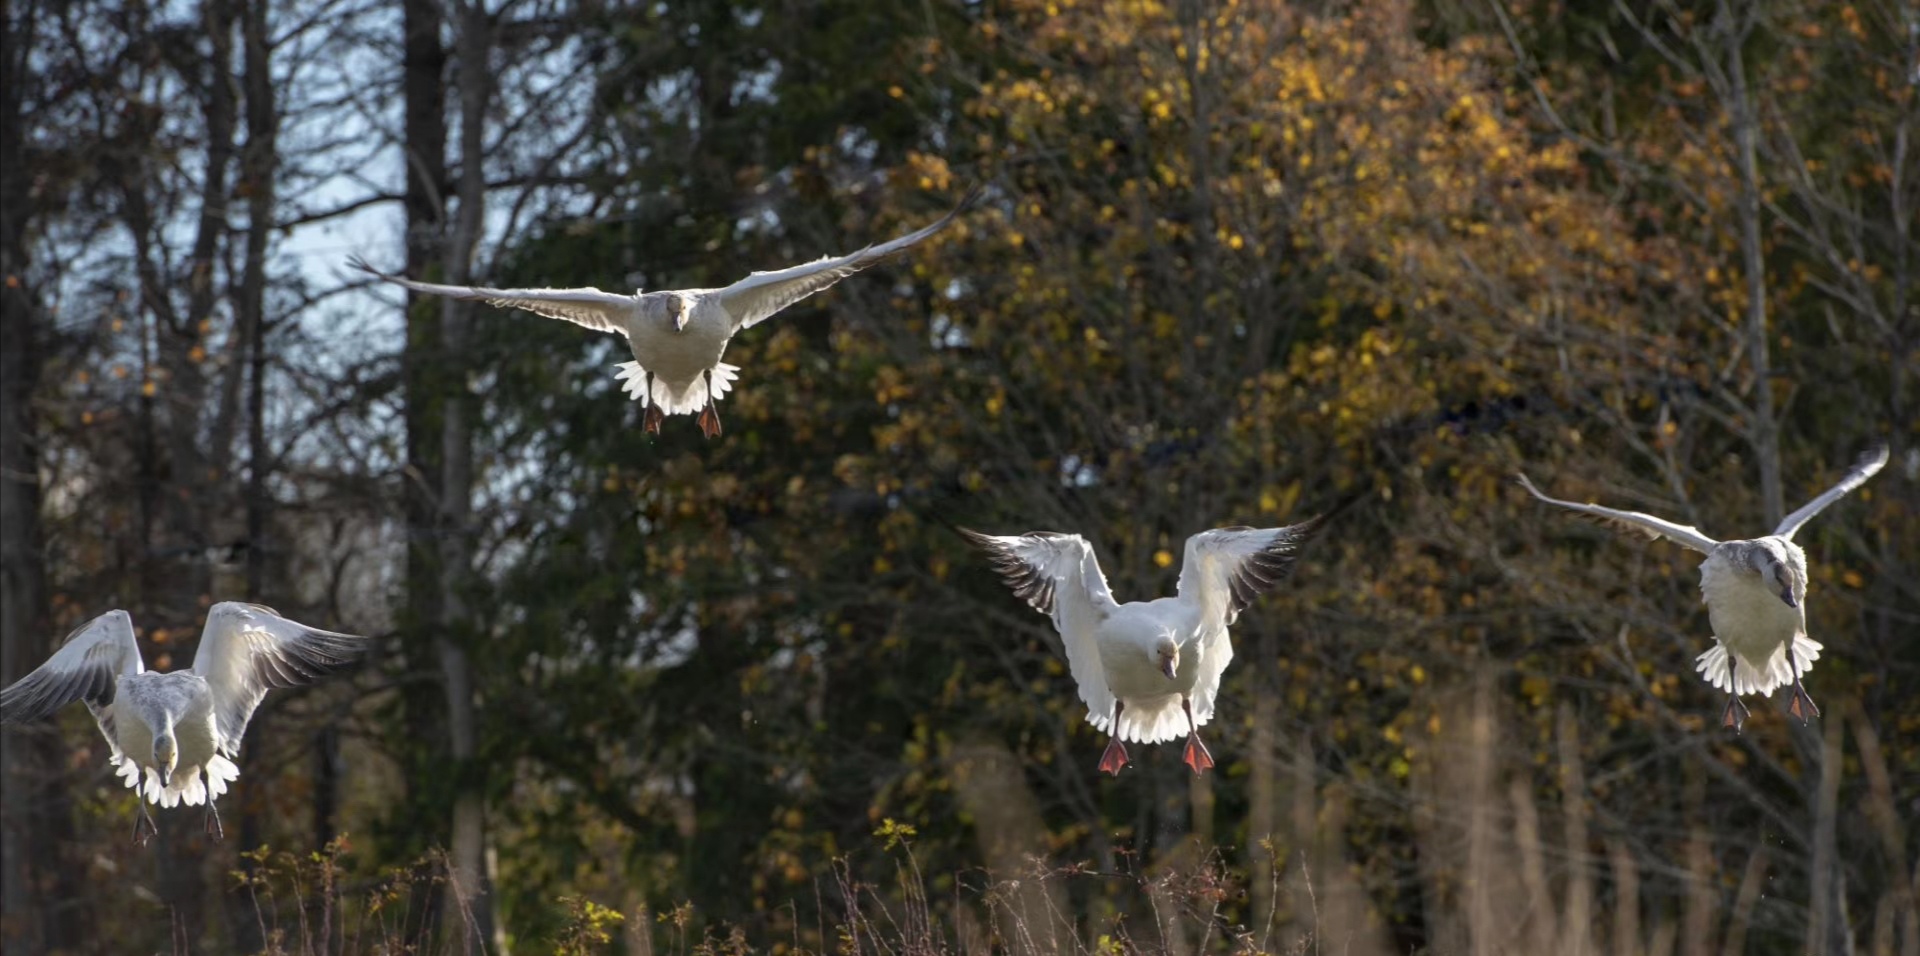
[0,3,82,949]
[224,0,278,947]
[439,0,495,948]
[399,0,452,942]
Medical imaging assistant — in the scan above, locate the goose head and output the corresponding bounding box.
[672,295,693,332]
[1152,633,1180,680]
[152,731,178,787]
[1747,539,1803,608]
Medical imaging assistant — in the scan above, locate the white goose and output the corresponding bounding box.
[0,603,369,843]
[350,187,978,438]
[964,509,1342,775]
[1519,443,1887,732]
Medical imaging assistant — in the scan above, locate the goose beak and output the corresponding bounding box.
[673,301,690,332]
[158,766,172,787]
[1160,657,1178,680]
[1780,587,1798,608]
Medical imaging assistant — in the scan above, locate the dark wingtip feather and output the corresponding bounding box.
[259,628,370,689]
[346,257,407,284]
[952,183,987,216]
[2,634,123,725]
[2,672,77,725]
[960,528,1059,615]
[1223,495,1360,619]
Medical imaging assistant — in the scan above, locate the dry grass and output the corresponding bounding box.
[199,678,1919,956]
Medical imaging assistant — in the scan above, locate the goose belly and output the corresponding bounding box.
[1701,561,1802,663]
[113,706,155,770]
[626,313,730,382]
[175,710,220,779]
[1096,620,1202,700]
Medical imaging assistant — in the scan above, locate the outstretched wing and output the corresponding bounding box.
[1172,507,1346,727]
[1177,506,1344,630]
[349,256,635,335]
[187,603,369,755]
[1517,473,1719,554]
[961,529,1120,717]
[716,186,981,332]
[1773,443,1889,540]
[0,610,143,725]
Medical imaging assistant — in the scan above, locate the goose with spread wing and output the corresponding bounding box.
[1519,443,1887,732]
[1,603,369,843]
[964,508,1343,775]
[350,188,979,439]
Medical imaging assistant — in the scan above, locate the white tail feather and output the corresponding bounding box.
[1695,634,1823,697]
[110,754,142,791]
[136,757,242,808]
[204,755,239,802]
[614,362,740,415]
[1087,693,1200,744]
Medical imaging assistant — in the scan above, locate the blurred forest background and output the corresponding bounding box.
[2,0,1917,952]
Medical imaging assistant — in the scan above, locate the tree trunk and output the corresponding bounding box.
[399,0,450,936]
[439,2,496,947]
[1246,627,1280,940]
[1722,0,1783,527]
[225,0,277,947]
[0,5,81,949]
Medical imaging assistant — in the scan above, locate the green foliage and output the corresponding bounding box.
[555,896,627,954]
[9,0,1915,952]
[874,818,919,851]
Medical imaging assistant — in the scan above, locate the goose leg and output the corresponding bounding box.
[204,797,225,841]
[695,369,723,439]
[1720,695,1750,733]
[1786,668,1820,725]
[641,370,664,435]
[1096,701,1130,775]
[1720,653,1749,733]
[1181,698,1214,774]
[132,799,157,846]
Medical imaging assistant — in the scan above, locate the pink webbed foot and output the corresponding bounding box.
[1787,681,1820,724]
[1721,694,1750,734]
[1182,733,1215,775]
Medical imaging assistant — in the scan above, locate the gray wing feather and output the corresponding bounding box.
[188,603,369,755]
[716,186,981,332]
[1517,473,1720,554]
[0,610,143,724]
[1773,443,1889,540]
[1178,505,1344,627]
[961,528,1120,717]
[349,256,635,335]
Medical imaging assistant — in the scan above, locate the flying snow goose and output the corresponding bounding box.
[964,508,1344,775]
[1519,443,1887,732]
[0,603,368,843]
[349,187,980,439]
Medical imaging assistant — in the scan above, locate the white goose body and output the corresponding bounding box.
[1696,538,1820,698]
[1520,444,1885,731]
[112,671,232,809]
[1092,599,1211,743]
[617,295,737,414]
[0,603,369,843]
[965,505,1343,774]
[351,187,978,438]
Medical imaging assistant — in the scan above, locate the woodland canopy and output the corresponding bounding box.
[1,0,1915,953]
